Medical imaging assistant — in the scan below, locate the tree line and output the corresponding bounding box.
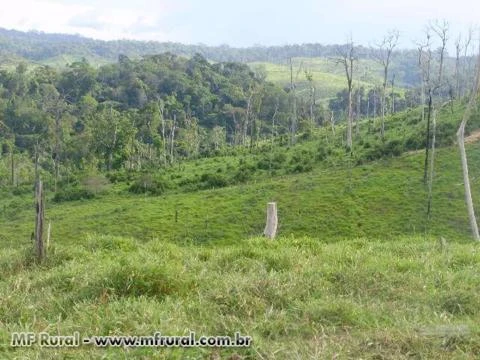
[0,53,322,188]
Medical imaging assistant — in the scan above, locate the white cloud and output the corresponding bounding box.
[0,0,188,42]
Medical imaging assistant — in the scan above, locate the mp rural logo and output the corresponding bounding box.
[11,332,81,347]
[10,331,253,348]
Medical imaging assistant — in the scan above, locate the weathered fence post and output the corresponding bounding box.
[34,180,45,261]
[263,202,278,239]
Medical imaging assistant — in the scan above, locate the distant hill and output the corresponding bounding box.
[0,27,429,87]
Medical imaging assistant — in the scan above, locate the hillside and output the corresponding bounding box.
[0,27,425,88]
[1,88,480,359]
[1,120,480,359]
[1,26,480,358]
[1,101,479,244]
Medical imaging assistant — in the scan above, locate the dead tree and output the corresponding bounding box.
[374,30,399,138]
[34,180,45,261]
[426,109,437,233]
[457,45,480,241]
[422,20,448,187]
[431,20,449,87]
[335,39,356,150]
[455,34,462,99]
[289,58,298,144]
[305,69,316,126]
[418,32,433,185]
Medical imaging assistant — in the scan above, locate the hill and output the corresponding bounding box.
[1,101,479,246]
[1,134,480,359]
[1,30,479,358]
[0,27,426,88]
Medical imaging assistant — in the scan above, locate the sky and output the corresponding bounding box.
[0,0,479,51]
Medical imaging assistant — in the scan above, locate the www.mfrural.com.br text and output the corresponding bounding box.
[11,331,252,348]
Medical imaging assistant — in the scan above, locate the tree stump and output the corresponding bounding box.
[263,202,278,239]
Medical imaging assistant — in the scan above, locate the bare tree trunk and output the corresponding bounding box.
[271,102,278,145]
[311,86,315,126]
[170,113,176,163]
[426,109,437,232]
[10,150,14,186]
[290,58,297,145]
[381,80,387,137]
[391,74,396,113]
[421,73,425,123]
[330,111,335,136]
[423,90,433,184]
[458,119,480,241]
[158,101,167,167]
[35,180,45,261]
[455,34,462,99]
[375,30,399,139]
[356,88,361,136]
[457,48,480,241]
[347,86,353,148]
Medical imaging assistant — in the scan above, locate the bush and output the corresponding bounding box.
[232,164,253,183]
[53,187,95,202]
[106,171,134,183]
[199,173,229,189]
[364,139,404,161]
[128,174,170,195]
[256,151,287,170]
[287,149,314,173]
[384,139,403,157]
[12,185,33,196]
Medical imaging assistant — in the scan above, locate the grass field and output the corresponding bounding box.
[1,235,480,359]
[249,57,406,103]
[1,101,480,358]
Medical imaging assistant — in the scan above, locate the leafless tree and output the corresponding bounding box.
[457,39,480,241]
[426,109,437,233]
[417,31,433,185]
[430,20,449,88]
[305,69,316,127]
[455,34,462,99]
[374,30,399,138]
[463,27,474,97]
[335,37,356,150]
[289,58,297,144]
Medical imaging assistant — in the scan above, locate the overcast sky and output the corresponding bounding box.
[1,0,479,51]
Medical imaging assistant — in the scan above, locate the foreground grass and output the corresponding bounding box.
[1,235,479,359]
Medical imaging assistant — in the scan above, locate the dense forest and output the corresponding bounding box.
[0,53,326,187]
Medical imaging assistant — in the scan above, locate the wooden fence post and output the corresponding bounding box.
[34,180,45,261]
[263,202,278,239]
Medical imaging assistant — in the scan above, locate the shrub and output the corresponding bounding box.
[256,151,287,170]
[287,149,314,173]
[199,173,229,189]
[53,187,95,202]
[232,165,253,183]
[128,174,170,195]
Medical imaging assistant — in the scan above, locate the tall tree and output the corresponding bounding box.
[40,84,69,192]
[374,30,399,138]
[417,31,433,185]
[289,57,298,145]
[457,42,480,241]
[336,38,356,150]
